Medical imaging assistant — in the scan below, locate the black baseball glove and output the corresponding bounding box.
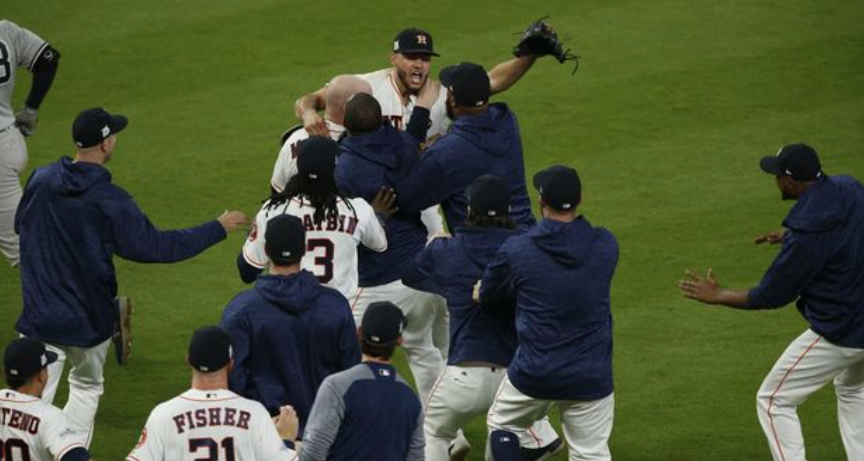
[513,17,579,74]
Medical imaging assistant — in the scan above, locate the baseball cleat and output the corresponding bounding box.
[521,437,564,461]
[113,296,133,365]
[448,432,471,461]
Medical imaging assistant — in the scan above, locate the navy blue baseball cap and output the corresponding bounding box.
[533,165,582,211]
[72,107,128,148]
[362,302,406,345]
[297,137,339,181]
[188,326,232,373]
[264,215,306,266]
[393,28,439,56]
[440,63,490,107]
[4,338,58,381]
[760,144,823,181]
[467,175,510,217]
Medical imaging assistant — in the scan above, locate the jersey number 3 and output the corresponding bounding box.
[189,437,235,461]
[0,438,31,461]
[307,238,334,283]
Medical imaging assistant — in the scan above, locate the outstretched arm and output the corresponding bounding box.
[489,55,538,95]
[678,269,750,308]
[293,87,328,137]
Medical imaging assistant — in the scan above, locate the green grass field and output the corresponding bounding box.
[2,0,863,459]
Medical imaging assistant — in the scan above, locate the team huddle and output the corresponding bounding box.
[2,15,864,461]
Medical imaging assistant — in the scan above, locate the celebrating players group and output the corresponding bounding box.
[2,15,864,461]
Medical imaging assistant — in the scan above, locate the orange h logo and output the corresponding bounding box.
[416,35,428,45]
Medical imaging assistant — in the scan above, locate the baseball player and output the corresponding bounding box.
[2,338,93,461]
[679,144,864,461]
[0,20,60,266]
[240,136,388,299]
[127,326,298,461]
[479,166,618,461]
[402,175,561,461]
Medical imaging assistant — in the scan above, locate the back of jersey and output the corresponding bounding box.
[0,20,46,128]
[0,389,85,461]
[128,389,294,461]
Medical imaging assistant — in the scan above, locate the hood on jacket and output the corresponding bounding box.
[530,217,596,267]
[456,226,520,267]
[255,271,322,314]
[54,156,111,197]
[450,103,517,157]
[340,124,414,169]
[784,175,862,233]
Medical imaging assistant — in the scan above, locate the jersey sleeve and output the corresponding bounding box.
[126,408,166,461]
[352,199,387,252]
[1,20,47,69]
[41,407,87,461]
[271,131,306,193]
[299,379,345,461]
[242,207,271,269]
[254,405,298,461]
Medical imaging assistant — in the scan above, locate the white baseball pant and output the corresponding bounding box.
[351,279,449,405]
[424,365,559,461]
[0,124,26,266]
[756,328,864,461]
[41,338,111,448]
[487,375,614,461]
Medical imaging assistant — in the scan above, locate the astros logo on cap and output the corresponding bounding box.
[416,35,427,45]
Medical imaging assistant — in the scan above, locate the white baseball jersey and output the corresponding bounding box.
[127,389,297,461]
[357,69,449,142]
[0,389,86,461]
[242,197,387,298]
[0,20,47,129]
[270,121,345,193]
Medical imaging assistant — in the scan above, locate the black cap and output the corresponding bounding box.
[188,326,232,373]
[362,302,406,344]
[533,165,582,211]
[760,144,823,181]
[297,137,339,181]
[393,28,439,56]
[467,175,510,217]
[4,338,58,380]
[440,63,490,107]
[265,215,306,266]
[72,107,128,148]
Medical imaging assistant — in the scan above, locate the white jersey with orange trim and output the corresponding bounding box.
[127,389,297,461]
[357,68,449,143]
[0,389,87,461]
[270,121,345,193]
[242,196,387,298]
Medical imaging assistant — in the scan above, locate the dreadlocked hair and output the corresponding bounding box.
[266,174,357,225]
[463,210,517,229]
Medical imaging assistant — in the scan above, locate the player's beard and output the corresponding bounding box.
[396,67,426,95]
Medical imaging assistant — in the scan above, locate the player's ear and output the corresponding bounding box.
[396,335,404,347]
[389,52,398,66]
[184,355,191,367]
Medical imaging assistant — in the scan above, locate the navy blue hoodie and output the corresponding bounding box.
[748,175,864,348]
[14,157,226,347]
[220,271,361,432]
[481,217,618,401]
[396,103,536,231]
[336,125,427,286]
[403,227,520,367]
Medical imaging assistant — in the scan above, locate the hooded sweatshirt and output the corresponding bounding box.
[396,103,536,231]
[480,217,618,401]
[336,125,427,286]
[14,157,226,347]
[220,272,361,433]
[748,175,864,348]
[402,227,520,366]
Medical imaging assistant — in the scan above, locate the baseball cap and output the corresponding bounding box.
[533,165,582,211]
[439,63,490,107]
[759,144,823,181]
[188,326,233,373]
[362,302,406,345]
[4,338,58,380]
[393,28,439,56]
[466,175,510,217]
[297,137,339,181]
[72,107,128,148]
[264,215,306,266]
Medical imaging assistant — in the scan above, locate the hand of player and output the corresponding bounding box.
[301,110,328,137]
[15,107,38,137]
[754,229,787,245]
[371,187,398,218]
[217,210,249,232]
[678,269,722,304]
[273,405,299,441]
[416,79,440,109]
[472,280,482,304]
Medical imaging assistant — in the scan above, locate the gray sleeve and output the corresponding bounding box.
[406,408,425,461]
[0,20,46,68]
[299,378,346,461]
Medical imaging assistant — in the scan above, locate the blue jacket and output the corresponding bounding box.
[481,217,618,401]
[220,272,361,432]
[14,157,226,347]
[748,175,864,348]
[336,125,427,286]
[403,227,520,367]
[396,103,536,231]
